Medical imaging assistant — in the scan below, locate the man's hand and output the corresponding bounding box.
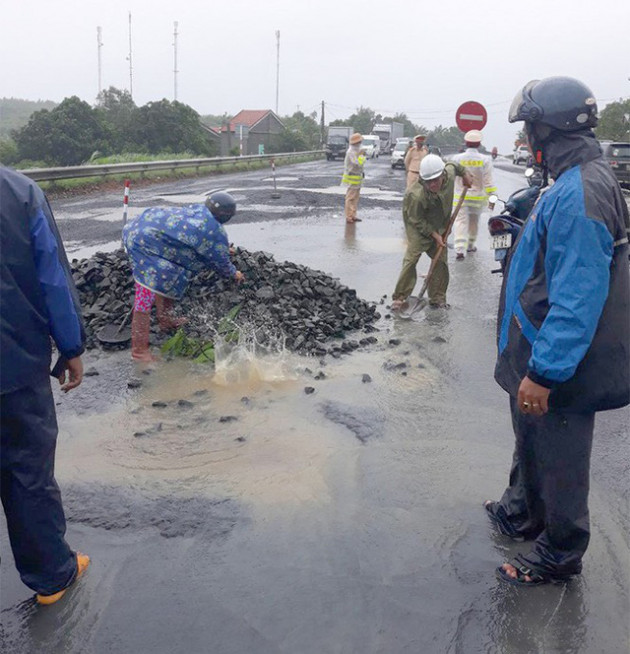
[431,231,446,249]
[58,356,83,393]
[234,270,245,284]
[462,171,474,189]
[517,376,551,416]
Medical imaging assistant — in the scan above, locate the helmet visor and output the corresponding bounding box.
[508,80,540,123]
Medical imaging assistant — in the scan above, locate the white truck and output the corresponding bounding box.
[372,122,405,154]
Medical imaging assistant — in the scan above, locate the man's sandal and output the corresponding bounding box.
[496,555,571,587]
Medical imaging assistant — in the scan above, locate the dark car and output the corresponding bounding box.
[601,141,630,188]
[325,136,348,161]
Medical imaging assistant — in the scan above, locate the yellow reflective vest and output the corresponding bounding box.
[452,147,497,206]
[342,146,366,186]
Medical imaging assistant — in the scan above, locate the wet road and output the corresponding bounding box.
[1,157,629,653]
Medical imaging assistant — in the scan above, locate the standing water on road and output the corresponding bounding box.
[1,160,628,654]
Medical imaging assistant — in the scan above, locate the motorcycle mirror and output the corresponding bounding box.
[524,167,535,178]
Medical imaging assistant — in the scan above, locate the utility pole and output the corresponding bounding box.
[320,100,325,147]
[127,12,134,100]
[173,21,179,101]
[275,30,280,114]
[97,26,103,97]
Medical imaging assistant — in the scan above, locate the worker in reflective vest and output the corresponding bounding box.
[451,130,497,259]
[341,133,367,224]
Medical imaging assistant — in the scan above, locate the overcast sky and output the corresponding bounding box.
[2,0,628,152]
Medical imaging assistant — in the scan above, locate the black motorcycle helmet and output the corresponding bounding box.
[508,76,598,132]
[509,76,597,170]
[205,191,236,224]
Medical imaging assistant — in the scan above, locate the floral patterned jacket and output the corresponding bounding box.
[123,204,236,299]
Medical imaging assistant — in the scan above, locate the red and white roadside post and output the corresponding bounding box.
[122,179,131,227]
[121,179,131,247]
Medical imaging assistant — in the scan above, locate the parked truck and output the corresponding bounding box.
[372,122,405,154]
[325,126,354,161]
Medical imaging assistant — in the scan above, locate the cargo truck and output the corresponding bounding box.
[372,122,405,154]
[325,126,354,161]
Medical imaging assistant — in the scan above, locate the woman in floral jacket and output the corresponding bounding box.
[123,192,243,361]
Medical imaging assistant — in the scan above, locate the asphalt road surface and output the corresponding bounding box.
[1,156,628,653]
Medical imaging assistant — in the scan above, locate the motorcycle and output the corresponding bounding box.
[488,167,545,274]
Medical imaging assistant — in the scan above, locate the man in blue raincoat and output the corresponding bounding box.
[123,191,244,361]
[486,77,630,587]
[1,166,90,604]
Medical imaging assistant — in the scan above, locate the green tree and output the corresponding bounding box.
[0,137,18,165]
[96,87,137,152]
[330,106,376,135]
[129,99,214,155]
[13,96,110,165]
[390,113,426,138]
[426,125,463,147]
[282,111,320,149]
[275,128,308,152]
[595,97,630,141]
[0,98,57,138]
[200,112,231,129]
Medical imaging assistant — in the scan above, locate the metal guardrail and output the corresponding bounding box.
[18,150,325,182]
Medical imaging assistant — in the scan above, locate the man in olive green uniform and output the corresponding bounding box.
[392,154,472,309]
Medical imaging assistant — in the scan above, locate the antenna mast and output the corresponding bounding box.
[173,21,179,101]
[97,26,103,96]
[127,12,133,99]
[275,30,280,114]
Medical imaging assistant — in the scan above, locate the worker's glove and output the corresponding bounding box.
[358,156,366,166]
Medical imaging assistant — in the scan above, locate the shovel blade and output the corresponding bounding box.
[396,296,428,320]
[97,322,132,344]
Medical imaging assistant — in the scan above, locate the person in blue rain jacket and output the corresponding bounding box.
[1,166,90,605]
[485,77,629,587]
[123,191,244,361]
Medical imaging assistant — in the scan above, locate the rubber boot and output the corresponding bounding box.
[131,311,156,362]
[155,295,187,332]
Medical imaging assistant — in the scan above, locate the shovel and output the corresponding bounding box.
[398,188,468,320]
[96,307,133,345]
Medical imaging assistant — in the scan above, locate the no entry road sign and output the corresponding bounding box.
[456,101,487,132]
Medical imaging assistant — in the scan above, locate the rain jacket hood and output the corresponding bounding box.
[532,127,601,180]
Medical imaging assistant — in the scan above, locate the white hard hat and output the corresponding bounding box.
[420,154,446,181]
[464,129,483,143]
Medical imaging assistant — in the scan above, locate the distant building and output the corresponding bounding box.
[202,110,284,156]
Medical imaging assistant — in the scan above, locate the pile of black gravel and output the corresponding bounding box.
[70,248,381,356]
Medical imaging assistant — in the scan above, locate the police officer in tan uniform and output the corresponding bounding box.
[341,133,366,223]
[404,135,428,190]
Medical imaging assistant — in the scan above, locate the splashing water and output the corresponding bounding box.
[212,320,298,386]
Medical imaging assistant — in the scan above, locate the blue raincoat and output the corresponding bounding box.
[123,204,236,299]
